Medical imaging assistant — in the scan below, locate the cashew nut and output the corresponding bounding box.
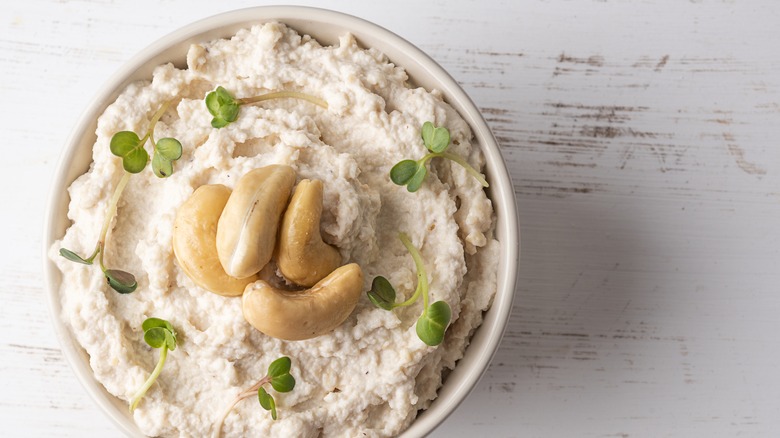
[278,179,341,287]
[172,185,258,296]
[242,263,364,340]
[216,165,296,279]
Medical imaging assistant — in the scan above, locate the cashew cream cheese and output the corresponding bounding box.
[51,22,499,437]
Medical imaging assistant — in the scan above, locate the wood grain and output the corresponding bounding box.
[2,0,779,436]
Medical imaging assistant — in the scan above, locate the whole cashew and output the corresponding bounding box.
[242,263,364,341]
[172,185,257,296]
[278,179,341,287]
[216,165,296,279]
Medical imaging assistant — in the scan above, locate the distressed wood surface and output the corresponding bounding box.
[2,0,779,436]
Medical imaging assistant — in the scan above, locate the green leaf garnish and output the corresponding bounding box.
[151,152,172,178]
[109,130,142,154]
[60,102,184,294]
[416,300,452,346]
[58,248,93,265]
[213,356,297,434]
[267,356,291,378]
[142,317,174,332]
[390,122,489,192]
[152,137,182,178]
[164,330,176,351]
[270,373,295,394]
[421,121,450,153]
[258,387,277,420]
[268,356,295,393]
[110,131,149,174]
[105,269,137,294]
[367,276,396,310]
[130,317,177,411]
[204,88,222,114]
[143,326,167,348]
[206,86,241,128]
[389,160,418,185]
[205,86,328,129]
[406,164,428,193]
[366,233,451,346]
[155,137,183,160]
[210,118,230,129]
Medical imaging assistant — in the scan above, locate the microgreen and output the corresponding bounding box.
[105,268,138,294]
[390,121,489,192]
[366,276,396,310]
[129,317,177,411]
[213,356,296,437]
[59,101,182,294]
[110,131,148,173]
[58,248,92,265]
[366,233,452,346]
[152,137,183,178]
[267,356,295,393]
[204,86,328,129]
[257,387,277,420]
[416,300,452,346]
[59,173,136,293]
[205,86,240,128]
[109,102,183,177]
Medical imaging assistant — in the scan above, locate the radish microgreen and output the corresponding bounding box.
[367,233,452,346]
[109,101,183,177]
[213,356,296,437]
[59,102,182,294]
[129,317,177,411]
[390,122,489,192]
[205,86,327,128]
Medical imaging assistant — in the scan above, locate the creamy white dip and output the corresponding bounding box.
[51,22,498,437]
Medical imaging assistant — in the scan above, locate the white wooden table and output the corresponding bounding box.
[3,0,779,436]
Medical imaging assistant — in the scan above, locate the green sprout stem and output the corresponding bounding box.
[238,91,328,109]
[117,100,171,156]
[146,100,170,146]
[390,122,489,192]
[418,152,488,188]
[60,100,181,293]
[213,376,271,438]
[129,346,168,412]
[367,234,451,345]
[206,86,327,128]
[369,233,429,311]
[438,152,489,187]
[97,171,131,264]
[394,281,422,308]
[397,233,429,309]
[213,355,294,437]
[61,169,130,271]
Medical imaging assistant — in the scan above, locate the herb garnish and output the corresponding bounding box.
[213,356,296,437]
[205,86,327,128]
[129,317,177,411]
[59,102,182,294]
[367,233,452,346]
[390,122,489,192]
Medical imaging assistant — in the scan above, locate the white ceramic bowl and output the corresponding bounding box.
[43,6,519,437]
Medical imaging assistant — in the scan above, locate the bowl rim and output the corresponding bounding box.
[42,5,519,437]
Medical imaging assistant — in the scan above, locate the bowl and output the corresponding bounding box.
[43,6,519,437]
